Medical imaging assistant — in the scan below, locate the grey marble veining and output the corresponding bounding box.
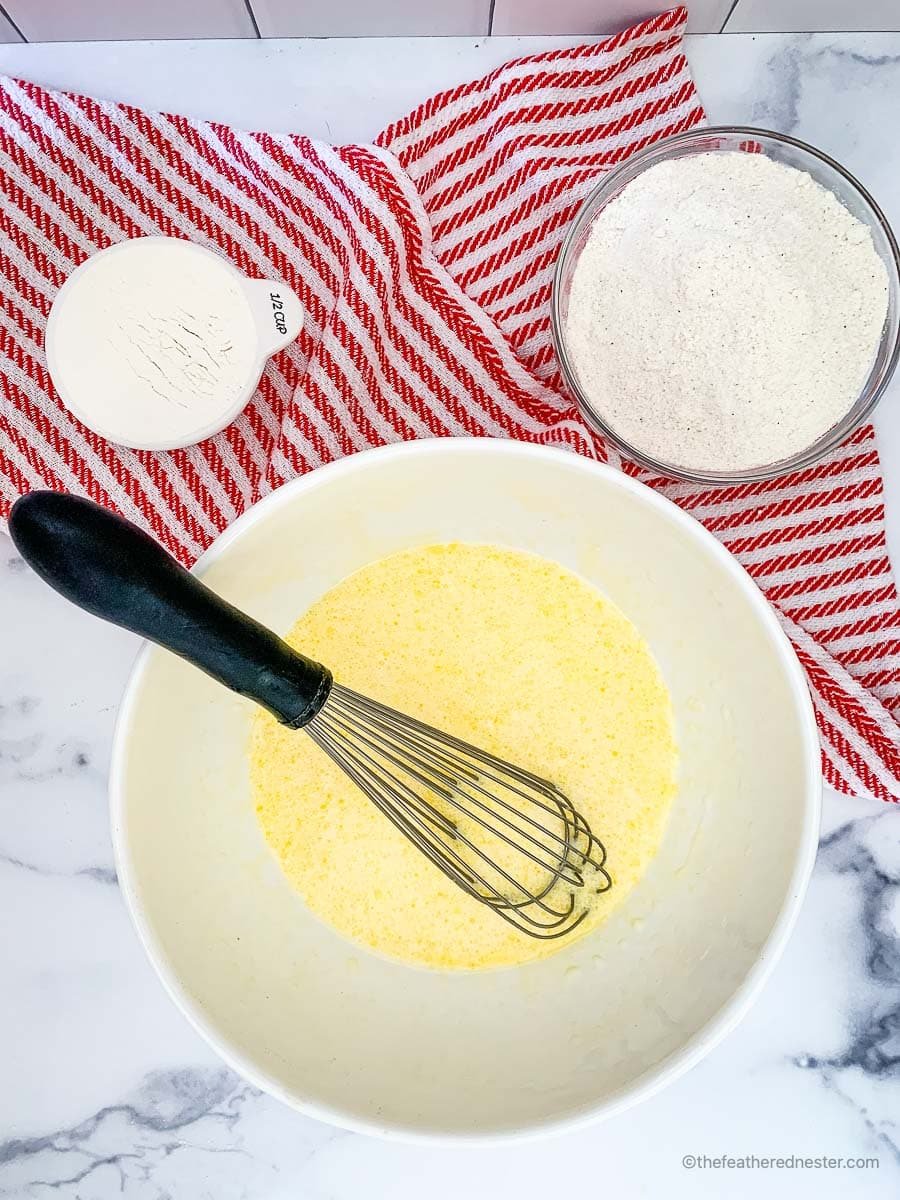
[749,36,900,138]
[2,29,900,1200]
[793,814,900,1166]
[0,552,121,888]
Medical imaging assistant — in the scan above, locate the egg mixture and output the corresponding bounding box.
[250,543,677,970]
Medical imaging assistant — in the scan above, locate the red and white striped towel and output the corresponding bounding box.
[0,7,897,801]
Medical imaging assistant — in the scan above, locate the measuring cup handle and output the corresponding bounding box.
[242,277,304,358]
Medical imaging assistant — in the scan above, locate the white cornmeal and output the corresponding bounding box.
[565,152,890,473]
[50,239,257,447]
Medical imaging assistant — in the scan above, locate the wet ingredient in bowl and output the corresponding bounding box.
[565,151,890,473]
[250,543,678,971]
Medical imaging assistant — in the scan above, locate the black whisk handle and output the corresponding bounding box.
[8,490,331,728]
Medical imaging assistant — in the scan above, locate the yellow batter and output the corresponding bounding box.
[250,544,677,970]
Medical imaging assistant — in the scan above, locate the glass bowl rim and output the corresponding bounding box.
[550,124,900,485]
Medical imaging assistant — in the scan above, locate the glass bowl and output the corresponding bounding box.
[551,126,900,484]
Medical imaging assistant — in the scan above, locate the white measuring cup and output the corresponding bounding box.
[45,236,304,451]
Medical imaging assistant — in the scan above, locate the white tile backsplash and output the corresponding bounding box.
[3,0,897,41]
[4,0,257,41]
[725,0,900,32]
[0,9,21,42]
[250,0,491,37]
[490,0,734,34]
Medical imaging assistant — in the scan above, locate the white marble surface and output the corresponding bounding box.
[1,30,900,1200]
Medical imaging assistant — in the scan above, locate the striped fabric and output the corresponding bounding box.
[0,7,896,800]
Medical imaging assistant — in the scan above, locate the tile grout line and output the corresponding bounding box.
[0,2,25,42]
[242,0,262,39]
[719,0,742,34]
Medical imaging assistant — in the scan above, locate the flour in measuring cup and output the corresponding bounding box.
[49,238,257,448]
[565,151,890,473]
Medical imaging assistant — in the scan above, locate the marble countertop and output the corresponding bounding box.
[2,28,900,1200]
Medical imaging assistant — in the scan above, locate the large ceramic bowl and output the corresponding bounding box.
[110,438,820,1142]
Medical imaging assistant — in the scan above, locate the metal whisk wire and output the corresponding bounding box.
[308,683,611,938]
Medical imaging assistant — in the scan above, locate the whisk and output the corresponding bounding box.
[10,491,611,939]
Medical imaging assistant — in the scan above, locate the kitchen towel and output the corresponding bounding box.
[0,6,896,801]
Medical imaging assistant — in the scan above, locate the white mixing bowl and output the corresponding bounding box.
[110,438,820,1142]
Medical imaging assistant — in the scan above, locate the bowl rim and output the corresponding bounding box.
[550,124,900,485]
[108,436,822,1144]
